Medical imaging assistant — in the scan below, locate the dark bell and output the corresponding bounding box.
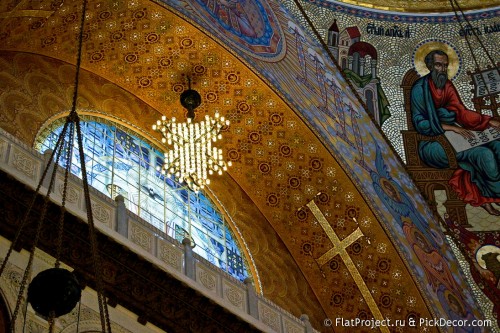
[28,268,82,318]
[180,89,202,113]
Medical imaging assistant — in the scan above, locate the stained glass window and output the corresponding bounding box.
[36,117,249,281]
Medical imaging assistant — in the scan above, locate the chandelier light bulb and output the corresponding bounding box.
[154,110,231,192]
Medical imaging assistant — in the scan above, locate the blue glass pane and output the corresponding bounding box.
[228,248,246,280]
[38,118,249,281]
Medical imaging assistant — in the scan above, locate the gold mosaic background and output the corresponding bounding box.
[0,0,488,331]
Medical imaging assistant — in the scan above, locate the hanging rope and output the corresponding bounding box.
[289,0,372,118]
[0,0,112,331]
[55,121,75,268]
[449,0,497,69]
[449,0,499,100]
[70,0,112,331]
[2,120,70,333]
[0,120,70,279]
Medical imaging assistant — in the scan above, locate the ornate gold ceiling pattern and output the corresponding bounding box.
[0,49,331,329]
[0,0,474,331]
[169,3,484,325]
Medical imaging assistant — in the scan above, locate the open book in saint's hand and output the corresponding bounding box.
[444,125,500,153]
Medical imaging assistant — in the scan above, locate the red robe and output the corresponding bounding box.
[428,78,498,206]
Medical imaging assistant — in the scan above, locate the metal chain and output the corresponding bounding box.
[75,116,111,333]
[70,0,87,116]
[48,311,55,333]
[2,0,114,331]
[9,174,65,329]
[450,0,497,69]
[69,0,112,331]
[55,121,75,268]
[7,120,70,332]
[0,120,70,279]
[449,0,481,71]
[76,299,82,333]
[66,0,112,328]
[289,0,372,119]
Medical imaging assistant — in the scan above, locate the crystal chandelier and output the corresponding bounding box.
[153,82,232,192]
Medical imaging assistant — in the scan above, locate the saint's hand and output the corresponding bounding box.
[442,124,475,140]
[454,127,476,140]
[488,118,500,130]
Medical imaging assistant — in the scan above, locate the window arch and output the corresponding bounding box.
[341,57,347,70]
[36,116,249,281]
[365,89,375,117]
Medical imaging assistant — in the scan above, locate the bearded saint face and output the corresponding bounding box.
[431,68,448,89]
[431,53,449,89]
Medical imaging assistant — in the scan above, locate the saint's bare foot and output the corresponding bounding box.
[481,203,500,216]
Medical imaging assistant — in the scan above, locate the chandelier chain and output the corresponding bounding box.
[9,198,47,333]
[55,122,75,269]
[0,121,71,279]
[0,118,71,332]
[48,311,55,333]
[449,0,497,68]
[70,0,88,116]
[75,116,112,333]
[70,0,112,330]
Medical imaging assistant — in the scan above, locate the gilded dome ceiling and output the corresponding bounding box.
[0,0,492,331]
[0,0,436,329]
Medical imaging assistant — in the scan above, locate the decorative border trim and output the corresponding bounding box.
[303,0,499,23]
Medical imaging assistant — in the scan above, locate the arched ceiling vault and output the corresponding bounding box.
[0,0,443,331]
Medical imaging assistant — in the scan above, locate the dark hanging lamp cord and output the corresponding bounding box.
[0,0,112,332]
[70,0,113,332]
[449,0,497,69]
[448,0,499,98]
[289,0,371,117]
[0,121,70,332]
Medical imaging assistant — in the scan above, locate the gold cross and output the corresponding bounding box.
[306,200,389,333]
[0,0,56,19]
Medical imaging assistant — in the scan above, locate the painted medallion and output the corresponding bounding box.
[190,0,285,61]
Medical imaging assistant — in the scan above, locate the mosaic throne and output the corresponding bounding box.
[400,69,469,226]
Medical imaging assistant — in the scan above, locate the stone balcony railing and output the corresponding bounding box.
[0,127,320,333]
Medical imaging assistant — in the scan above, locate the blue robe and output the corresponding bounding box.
[410,75,500,200]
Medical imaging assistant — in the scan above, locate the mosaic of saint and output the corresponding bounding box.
[400,40,500,328]
[186,0,285,59]
[410,48,500,216]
